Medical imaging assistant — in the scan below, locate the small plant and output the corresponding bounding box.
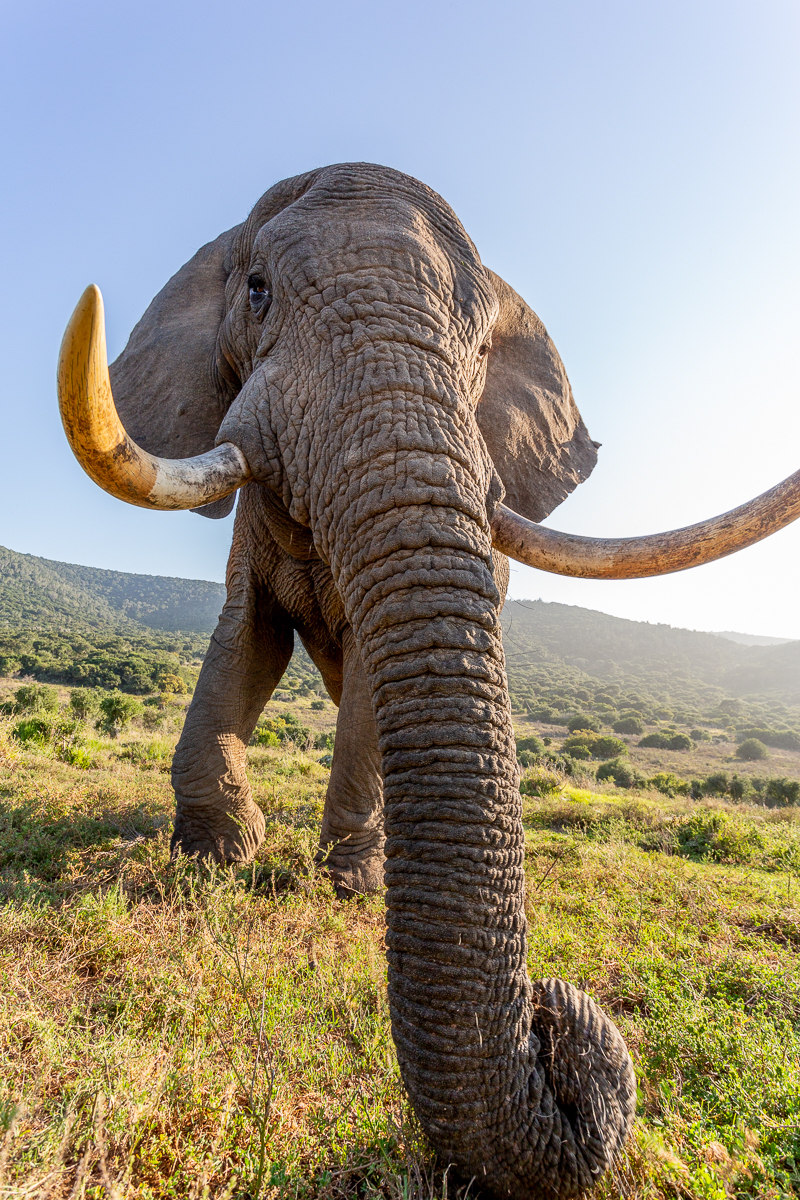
[310,698,326,710]
[690,727,711,742]
[736,737,768,761]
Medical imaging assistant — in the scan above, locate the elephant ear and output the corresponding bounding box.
[109,226,241,519]
[477,269,599,523]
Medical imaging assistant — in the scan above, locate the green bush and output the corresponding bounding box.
[567,713,601,734]
[736,727,800,751]
[69,687,104,722]
[520,764,565,797]
[639,730,694,751]
[564,743,592,760]
[760,777,800,807]
[98,692,143,737]
[254,728,280,748]
[563,731,628,760]
[736,738,768,761]
[252,710,311,748]
[690,728,711,742]
[649,772,690,797]
[595,758,644,789]
[516,734,544,756]
[314,731,335,752]
[310,699,326,710]
[613,715,643,736]
[6,683,59,715]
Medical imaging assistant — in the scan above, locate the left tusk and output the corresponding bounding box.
[57,284,251,510]
[491,469,800,579]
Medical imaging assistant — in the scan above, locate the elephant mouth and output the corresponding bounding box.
[59,282,800,579]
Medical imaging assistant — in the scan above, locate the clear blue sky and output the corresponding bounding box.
[2,0,799,636]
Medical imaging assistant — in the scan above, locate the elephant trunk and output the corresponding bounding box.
[322,428,635,1197]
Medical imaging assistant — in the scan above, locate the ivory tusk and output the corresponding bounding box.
[57,285,251,510]
[491,470,800,579]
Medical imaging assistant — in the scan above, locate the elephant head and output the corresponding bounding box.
[57,163,800,1198]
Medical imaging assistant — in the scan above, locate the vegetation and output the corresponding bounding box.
[1,712,798,1198]
[1,553,800,1194]
[737,737,770,762]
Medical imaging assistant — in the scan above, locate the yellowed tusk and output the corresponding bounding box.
[491,470,800,580]
[57,285,251,510]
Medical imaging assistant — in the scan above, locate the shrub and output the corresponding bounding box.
[69,687,103,722]
[613,715,643,736]
[252,710,311,747]
[595,758,644,789]
[9,683,59,715]
[528,706,564,725]
[520,764,565,797]
[254,728,280,748]
[736,738,768,761]
[690,728,711,742]
[649,772,690,797]
[516,735,544,756]
[98,692,143,737]
[761,777,800,806]
[157,672,189,695]
[314,731,335,751]
[310,699,326,710]
[736,727,800,752]
[564,743,592,760]
[639,730,693,751]
[562,732,628,760]
[567,713,601,734]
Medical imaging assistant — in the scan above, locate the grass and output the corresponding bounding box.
[0,713,799,1199]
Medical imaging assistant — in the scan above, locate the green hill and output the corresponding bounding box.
[0,545,225,633]
[1,545,798,728]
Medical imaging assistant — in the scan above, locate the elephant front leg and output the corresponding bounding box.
[317,628,384,896]
[171,599,293,864]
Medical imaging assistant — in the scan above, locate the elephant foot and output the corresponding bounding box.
[171,798,265,864]
[316,843,385,898]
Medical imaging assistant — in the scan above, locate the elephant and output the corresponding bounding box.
[57,163,800,1198]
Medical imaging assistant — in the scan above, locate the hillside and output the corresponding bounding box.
[1,544,799,725]
[0,545,225,633]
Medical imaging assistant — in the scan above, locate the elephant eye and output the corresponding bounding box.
[248,274,271,317]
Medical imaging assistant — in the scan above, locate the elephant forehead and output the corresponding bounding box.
[252,200,494,325]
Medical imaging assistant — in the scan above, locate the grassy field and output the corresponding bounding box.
[0,706,799,1199]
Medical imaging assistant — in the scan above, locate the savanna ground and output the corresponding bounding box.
[0,691,799,1200]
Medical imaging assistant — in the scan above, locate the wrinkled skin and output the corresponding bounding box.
[109,164,635,1198]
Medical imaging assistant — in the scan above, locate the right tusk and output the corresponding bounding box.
[491,468,800,579]
[57,285,251,510]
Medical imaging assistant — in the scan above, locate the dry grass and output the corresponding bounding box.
[0,714,798,1198]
